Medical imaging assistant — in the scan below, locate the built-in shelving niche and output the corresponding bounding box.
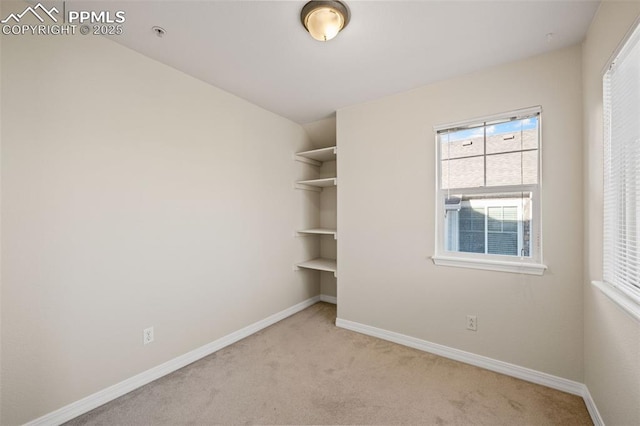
[294,146,338,294]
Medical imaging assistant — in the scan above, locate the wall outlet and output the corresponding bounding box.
[143,327,154,344]
[466,315,477,331]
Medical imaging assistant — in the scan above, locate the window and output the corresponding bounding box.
[432,107,546,275]
[596,21,640,320]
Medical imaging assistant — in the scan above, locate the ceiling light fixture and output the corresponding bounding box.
[301,1,350,42]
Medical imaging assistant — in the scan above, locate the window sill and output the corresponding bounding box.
[591,280,640,323]
[432,255,547,276]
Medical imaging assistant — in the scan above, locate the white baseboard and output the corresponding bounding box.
[320,294,337,304]
[336,317,602,425]
[26,296,321,426]
[582,386,604,426]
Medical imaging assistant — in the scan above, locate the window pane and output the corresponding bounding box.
[458,207,485,253]
[502,206,518,232]
[440,128,484,160]
[486,118,538,154]
[486,152,522,186]
[488,233,518,256]
[445,210,459,251]
[487,206,503,231]
[441,156,484,189]
[487,206,518,255]
[440,116,539,190]
[486,122,522,154]
[522,150,538,184]
[444,193,532,258]
[522,117,539,150]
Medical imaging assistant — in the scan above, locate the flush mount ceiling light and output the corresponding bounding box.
[301,1,350,42]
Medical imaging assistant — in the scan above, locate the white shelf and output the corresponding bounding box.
[297,177,336,187]
[295,257,337,277]
[297,228,337,239]
[295,146,337,166]
[295,177,336,192]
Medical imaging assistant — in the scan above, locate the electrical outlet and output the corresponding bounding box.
[466,315,477,331]
[143,327,154,344]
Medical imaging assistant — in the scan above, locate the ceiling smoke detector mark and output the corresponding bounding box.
[152,26,166,38]
[545,32,555,43]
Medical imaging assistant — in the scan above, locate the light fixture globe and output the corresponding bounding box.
[301,1,350,42]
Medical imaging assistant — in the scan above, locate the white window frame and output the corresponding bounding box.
[432,106,547,275]
[593,19,640,322]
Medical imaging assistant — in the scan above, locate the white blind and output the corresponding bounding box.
[603,22,640,304]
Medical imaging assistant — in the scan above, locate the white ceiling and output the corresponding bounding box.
[104,1,600,124]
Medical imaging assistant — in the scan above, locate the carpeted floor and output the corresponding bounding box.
[66,302,592,425]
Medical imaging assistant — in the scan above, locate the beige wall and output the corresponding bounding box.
[337,45,584,381]
[582,2,640,424]
[0,8,317,424]
[302,117,336,149]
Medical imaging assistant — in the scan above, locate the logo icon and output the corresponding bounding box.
[1,3,59,24]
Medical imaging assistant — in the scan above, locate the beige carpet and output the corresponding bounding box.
[66,302,592,425]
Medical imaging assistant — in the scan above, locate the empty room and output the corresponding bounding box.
[1,0,639,425]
